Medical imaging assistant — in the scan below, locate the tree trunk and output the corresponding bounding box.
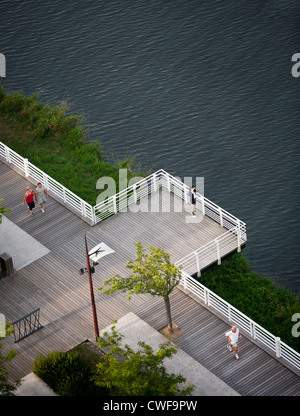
[164,296,173,333]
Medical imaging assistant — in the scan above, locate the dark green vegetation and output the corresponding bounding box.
[198,252,300,352]
[0,84,147,205]
[32,343,106,396]
[33,327,194,396]
[0,198,10,224]
[0,323,20,396]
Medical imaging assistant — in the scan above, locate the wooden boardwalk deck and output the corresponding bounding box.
[0,160,299,396]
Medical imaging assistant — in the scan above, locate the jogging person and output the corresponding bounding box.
[226,326,242,360]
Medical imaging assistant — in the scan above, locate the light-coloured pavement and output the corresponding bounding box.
[15,312,239,396]
[0,216,49,272]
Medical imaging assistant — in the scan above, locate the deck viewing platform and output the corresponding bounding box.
[0,143,300,396]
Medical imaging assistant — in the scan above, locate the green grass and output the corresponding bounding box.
[0,84,148,205]
[198,251,300,352]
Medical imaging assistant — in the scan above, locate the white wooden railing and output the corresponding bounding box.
[3,141,299,372]
[0,142,95,223]
[179,271,300,372]
[175,226,243,277]
[0,142,247,237]
[93,168,247,238]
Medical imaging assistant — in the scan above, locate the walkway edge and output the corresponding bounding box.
[96,312,240,396]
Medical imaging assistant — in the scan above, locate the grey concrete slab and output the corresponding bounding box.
[98,312,240,396]
[14,312,239,396]
[0,216,50,271]
[14,372,57,396]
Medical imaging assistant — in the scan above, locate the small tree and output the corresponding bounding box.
[0,199,11,224]
[0,323,19,396]
[99,243,182,333]
[94,323,194,396]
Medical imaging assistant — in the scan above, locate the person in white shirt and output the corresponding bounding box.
[226,326,242,360]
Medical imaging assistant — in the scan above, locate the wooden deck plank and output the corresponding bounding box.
[0,159,299,395]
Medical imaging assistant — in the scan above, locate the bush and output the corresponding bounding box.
[33,350,107,396]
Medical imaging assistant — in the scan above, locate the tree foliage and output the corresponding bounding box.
[99,243,182,332]
[0,323,19,396]
[93,323,194,396]
[0,199,10,224]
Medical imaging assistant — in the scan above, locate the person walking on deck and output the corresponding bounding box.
[226,326,242,360]
[35,182,49,213]
[22,186,35,216]
[190,187,197,217]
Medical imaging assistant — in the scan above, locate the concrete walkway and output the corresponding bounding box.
[0,216,49,272]
[14,312,239,396]
[14,373,57,396]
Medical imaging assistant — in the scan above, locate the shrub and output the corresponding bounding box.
[33,350,106,396]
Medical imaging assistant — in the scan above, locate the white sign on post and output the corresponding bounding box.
[89,242,115,264]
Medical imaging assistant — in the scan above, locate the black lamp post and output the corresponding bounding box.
[79,234,114,340]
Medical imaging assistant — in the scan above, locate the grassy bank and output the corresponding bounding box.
[0,84,147,205]
[198,251,300,353]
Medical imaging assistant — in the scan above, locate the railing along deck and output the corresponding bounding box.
[1,142,299,376]
[179,271,300,373]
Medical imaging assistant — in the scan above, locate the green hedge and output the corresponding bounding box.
[198,252,300,353]
[32,350,107,396]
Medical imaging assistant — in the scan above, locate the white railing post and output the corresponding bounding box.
[275,337,281,358]
[237,220,241,252]
[113,195,117,214]
[81,200,86,217]
[133,184,137,204]
[216,239,221,265]
[228,306,232,322]
[43,173,49,190]
[204,288,208,305]
[166,174,170,192]
[218,207,223,227]
[195,252,201,277]
[5,145,10,164]
[153,173,157,192]
[92,206,96,224]
[184,186,188,204]
[24,158,30,177]
[62,188,67,204]
[251,321,257,339]
[201,195,205,216]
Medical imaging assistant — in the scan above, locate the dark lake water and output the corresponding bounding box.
[1,0,299,293]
